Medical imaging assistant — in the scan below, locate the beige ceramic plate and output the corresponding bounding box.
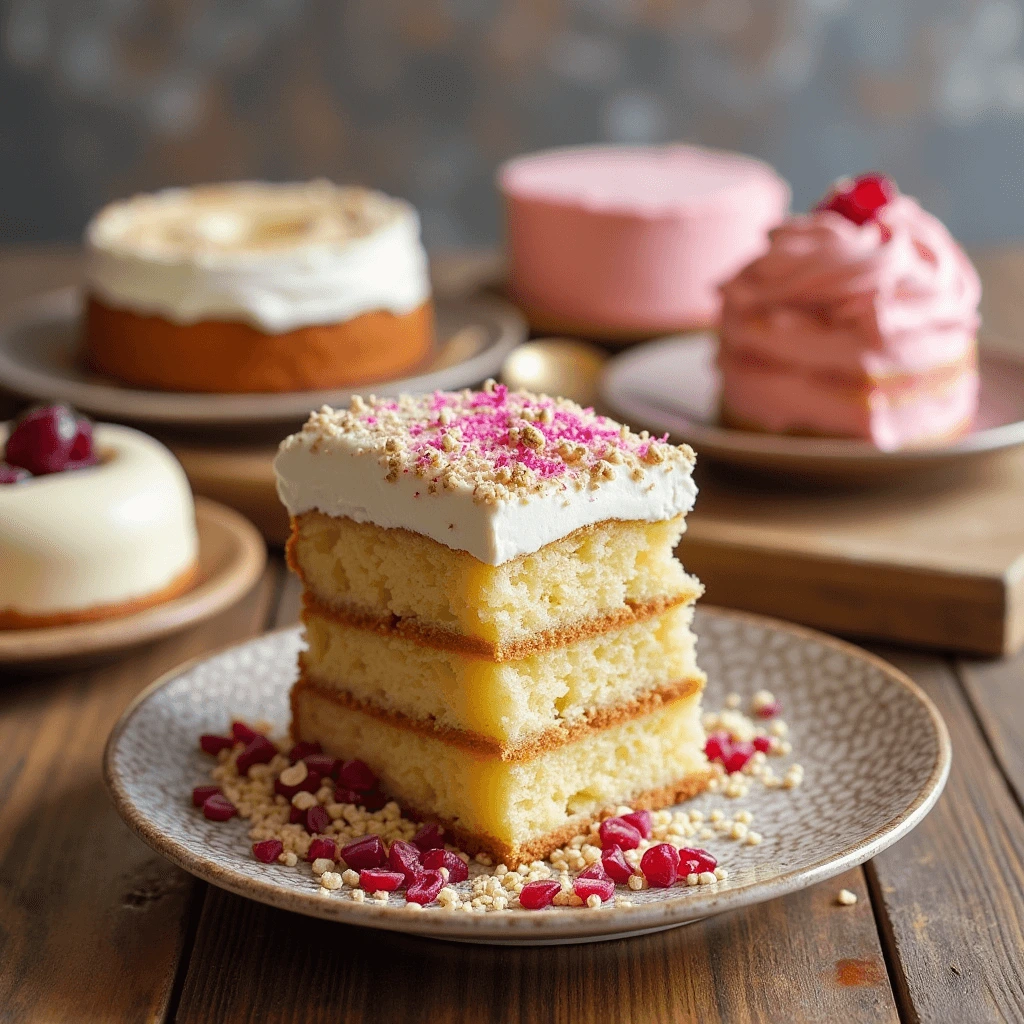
[0,288,526,429]
[601,333,1024,481]
[103,607,949,945]
[0,497,266,672]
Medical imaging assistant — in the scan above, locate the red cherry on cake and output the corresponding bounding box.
[4,404,98,476]
[815,173,897,226]
[0,462,31,484]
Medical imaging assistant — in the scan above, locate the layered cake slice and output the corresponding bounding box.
[275,383,710,865]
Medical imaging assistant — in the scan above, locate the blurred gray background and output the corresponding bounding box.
[1,0,1023,247]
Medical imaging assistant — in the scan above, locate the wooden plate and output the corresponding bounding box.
[0,289,526,429]
[0,497,266,672]
[103,607,949,945]
[601,333,1024,481]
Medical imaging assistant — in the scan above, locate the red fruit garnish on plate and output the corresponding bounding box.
[621,810,653,839]
[306,837,337,862]
[358,788,389,812]
[252,839,284,863]
[191,784,221,807]
[289,805,304,824]
[231,721,260,743]
[816,173,897,226]
[0,462,30,484]
[704,731,731,762]
[340,835,387,870]
[601,844,633,884]
[304,805,330,835]
[388,840,423,884]
[360,868,406,892]
[302,753,339,778]
[723,740,755,774]
[678,847,718,876]
[202,793,237,821]
[412,822,445,851]
[4,404,95,475]
[421,848,469,883]
[578,861,608,880]
[598,817,643,851]
[756,700,782,719]
[199,733,234,756]
[640,843,680,887]
[518,879,561,910]
[753,735,772,753]
[236,735,277,775]
[405,869,445,905]
[275,768,322,800]
[337,758,377,792]
[574,876,614,903]
[289,740,322,762]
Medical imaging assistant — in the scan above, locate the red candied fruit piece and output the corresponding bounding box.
[199,733,234,756]
[518,879,561,910]
[756,700,782,719]
[406,869,445,905]
[359,789,389,812]
[704,731,731,762]
[5,404,95,476]
[641,843,680,887]
[599,817,643,851]
[337,758,377,792]
[815,172,897,226]
[289,805,304,824]
[304,805,330,835]
[202,793,237,822]
[360,868,406,892]
[306,837,337,862]
[412,822,445,851]
[192,784,221,807]
[601,845,633,884]
[253,839,284,863]
[0,462,31,484]
[341,835,386,870]
[274,768,322,800]
[723,741,755,775]
[388,840,422,884]
[421,848,469,883]
[574,876,614,903]
[303,753,340,778]
[753,735,772,753]
[236,734,278,776]
[231,721,260,743]
[578,861,608,880]
[621,810,653,839]
[678,847,717,876]
[289,740,322,762]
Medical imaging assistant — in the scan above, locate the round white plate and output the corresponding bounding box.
[601,333,1024,481]
[0,288,526,429]
[104,607,949,945]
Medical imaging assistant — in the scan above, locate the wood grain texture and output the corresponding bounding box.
[865,649,1024,1024]
[0,562,281,1024]
[174,867,896,1024]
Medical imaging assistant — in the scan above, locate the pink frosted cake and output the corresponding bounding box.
[718,173,981,450]
[499,145,790,340]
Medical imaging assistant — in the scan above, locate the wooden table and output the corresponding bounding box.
[2,248,1024,1023]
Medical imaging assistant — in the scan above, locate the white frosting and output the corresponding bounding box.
[273,390,698,565]
[85,181,431,333]
[0,424,199,616]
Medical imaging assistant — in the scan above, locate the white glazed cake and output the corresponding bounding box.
[275,383,710,865]
[0,422,199,627]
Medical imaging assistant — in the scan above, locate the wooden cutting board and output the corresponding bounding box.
[167,438,1024,657]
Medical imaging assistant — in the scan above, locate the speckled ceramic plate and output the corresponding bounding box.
[0,288,526,429]
[103,607,949,945]
[601,333,1024,481]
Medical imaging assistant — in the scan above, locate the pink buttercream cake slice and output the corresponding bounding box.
[500,145,789,337]
[718,181,981,451]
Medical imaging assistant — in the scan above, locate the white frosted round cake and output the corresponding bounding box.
[0,407,199,628]
[83,180,433,393]
[500,144,790,339]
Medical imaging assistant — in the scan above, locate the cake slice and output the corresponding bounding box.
[275,383,710,865]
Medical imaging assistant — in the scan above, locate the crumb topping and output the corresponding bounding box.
[287,380,695,506]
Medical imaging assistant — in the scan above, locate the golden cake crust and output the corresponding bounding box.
[291,673,705,762]
[84,296,434,394]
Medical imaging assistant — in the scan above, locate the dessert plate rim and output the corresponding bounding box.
[0,496,266,671]
[0,287,527,429]
[600,333,1024,480]
[103,607,950,945]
